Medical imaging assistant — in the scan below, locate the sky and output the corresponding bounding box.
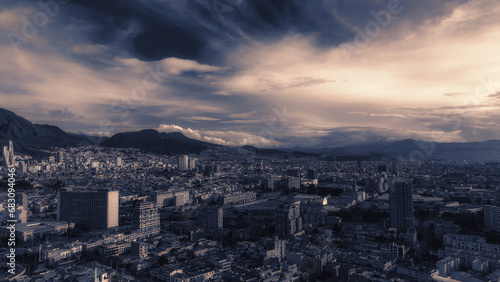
[1,0,500,148]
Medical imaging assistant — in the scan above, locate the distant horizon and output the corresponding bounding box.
[1,0,500,148]
[3,106,500,152]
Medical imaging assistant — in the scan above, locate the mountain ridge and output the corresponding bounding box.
[0,108,85,151]
[100,129,219,155]
[2,107,500,160]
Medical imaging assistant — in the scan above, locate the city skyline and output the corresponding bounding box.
[1,0,500,148]
[2,1,500,280]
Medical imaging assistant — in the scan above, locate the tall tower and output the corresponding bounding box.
[484,205,500,232]
[198,206,223,231]
[188,158,197,170]
[276,201,302,237]
[56,150,64,164]
[133,201,160,237]
[8,140,15,165]
[2,145,10,166]
[178,155,189,171]
[390,180,414,232]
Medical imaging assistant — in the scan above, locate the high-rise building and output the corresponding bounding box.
[2,145,10,166]
[307,169,318,180]
[495,188,500,206]
[178,155,189,171]
[276,201,302,237]
[131,241,148,259]
[57,189,119,230]
[188,158,197,170]
[55,150,64,164]
[115,157,122,167]
[71,155,79,168]
[15,192,28,208]
[390,180,414,232]
[8,140,14,165]
[197,206,223,231]
[377,177,387,193]
[132,201,160,237]
[484,205,500,232]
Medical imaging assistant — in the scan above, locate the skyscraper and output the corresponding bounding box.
[57,189,119,230]
[8,140,14,165]
[276,201,302,237]
[2,145,9,166]
[188,158,197,170]
[484,205,500,232]
[197,206,223,231]
[15,192,28,208]
[307,169,318,180]
[178,155,189,171]
[390,180,414,232]
[55,150,64,164]
[132,201,160,237]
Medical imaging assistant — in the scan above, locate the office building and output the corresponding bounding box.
[178,155,189,171]
[56,150,64,164]
[116,157,122,167]
[16,192,28,208]
[307,169,318,180]
[437,257,460,277]
[57,189,119,230]
[132,201,160,237]
[440,234,500,269]
[390,180,414,232]
[2,140,14,166]
[131,241,148,259]
[197,206,223,231]
[484,205,500,232]
[71,154,79,168]
[188,158,197,170]
[276,201,302,237]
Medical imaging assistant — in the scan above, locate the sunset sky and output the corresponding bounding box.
[1,0,500,148]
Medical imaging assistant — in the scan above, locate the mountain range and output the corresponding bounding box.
[0,108,84,151]
[100,129,218,155]
[1,107,500,160]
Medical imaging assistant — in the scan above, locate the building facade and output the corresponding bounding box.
[57,189,119,230]
[390,181,414,232]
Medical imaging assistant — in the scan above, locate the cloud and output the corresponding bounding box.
[212,90,232,96]
[181,116,221,122]
[1,0,500,147]
[159,57,228,75]
[48,108,76,120]
[71,44,109,55]
[158,124,285,147]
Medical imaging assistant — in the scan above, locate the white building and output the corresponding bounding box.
[440,234,500,270]
[437,257,460,277]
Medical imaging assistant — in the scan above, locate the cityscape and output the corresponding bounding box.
[2,0,500,281]
[1,122,500,281]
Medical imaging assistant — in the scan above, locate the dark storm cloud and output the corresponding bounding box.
[59,0,472,65]
[63,0,369,62]
[4,0,498,148]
